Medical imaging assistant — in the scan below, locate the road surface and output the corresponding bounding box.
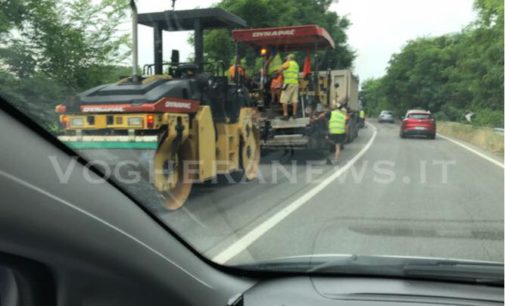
[159,119,504,265]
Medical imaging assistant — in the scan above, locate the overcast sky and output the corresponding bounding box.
[133,0,477,80]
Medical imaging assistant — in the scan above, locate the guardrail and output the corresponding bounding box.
[438,122,504,154]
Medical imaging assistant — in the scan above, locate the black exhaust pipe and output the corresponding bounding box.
[130,0,140,82]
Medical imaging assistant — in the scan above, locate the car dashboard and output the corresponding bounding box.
[231,276,503,306]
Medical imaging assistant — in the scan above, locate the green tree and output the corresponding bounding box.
[474,0,504,27]
[0,0,131,129]
[360,78,389,117]
[0,0,26,35]
[0,0,130,89]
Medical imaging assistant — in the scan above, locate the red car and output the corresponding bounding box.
[400,110,436,139]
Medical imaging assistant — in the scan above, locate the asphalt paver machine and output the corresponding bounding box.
[232,25,360,150]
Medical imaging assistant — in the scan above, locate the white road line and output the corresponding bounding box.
[438,134,504,169]
[212,124,378,264]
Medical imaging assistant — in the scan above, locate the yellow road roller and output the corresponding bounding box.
[56,2,260,210]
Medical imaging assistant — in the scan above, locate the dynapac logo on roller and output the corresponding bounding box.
[165,101,191,109]
[82,106,125,112]
[252,29,295,37]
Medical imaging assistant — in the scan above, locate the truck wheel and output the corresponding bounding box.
[153,140,193,210]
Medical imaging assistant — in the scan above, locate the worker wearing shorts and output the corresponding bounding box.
[279,54,299,120]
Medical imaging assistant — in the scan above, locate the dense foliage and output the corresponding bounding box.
[0,0,130,129]
[204,0,355,71]
[361,0,504,127]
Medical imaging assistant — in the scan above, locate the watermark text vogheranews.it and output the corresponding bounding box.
[48,156,456,186]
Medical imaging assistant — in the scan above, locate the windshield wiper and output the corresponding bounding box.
[235,255,504,285]
[307,255,503,284]
[402,260,504,285]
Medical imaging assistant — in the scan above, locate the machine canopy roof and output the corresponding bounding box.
[138,8,247,31]
[232,25,335,50]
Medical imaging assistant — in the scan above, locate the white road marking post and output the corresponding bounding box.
[212,124,378,264]
[437,134,504,169]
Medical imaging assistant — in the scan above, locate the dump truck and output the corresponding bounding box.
[231,25,360,151]
[55,2,260,210]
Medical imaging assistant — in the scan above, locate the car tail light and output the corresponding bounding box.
[147,115,155,129]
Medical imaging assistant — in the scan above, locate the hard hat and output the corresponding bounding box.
[286,53,295,60]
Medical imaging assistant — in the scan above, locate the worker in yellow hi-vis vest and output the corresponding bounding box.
[278,54,299,120]
[316,103,347,165]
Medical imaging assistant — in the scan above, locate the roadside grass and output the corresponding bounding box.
[438,122,504,154]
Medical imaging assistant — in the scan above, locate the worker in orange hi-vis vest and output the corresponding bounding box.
[270,72,283,104]
[228,63,248,82]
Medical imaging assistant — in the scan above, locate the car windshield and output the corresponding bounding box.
[1,0,503,280]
